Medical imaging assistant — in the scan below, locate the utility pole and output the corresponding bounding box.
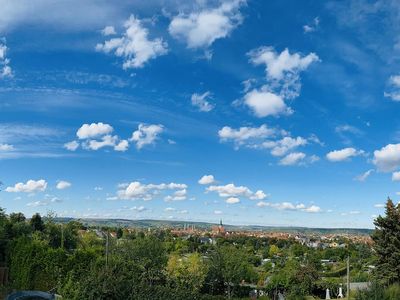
[105,230,109,268]
[60,224,64,249]
[347,256,350,299]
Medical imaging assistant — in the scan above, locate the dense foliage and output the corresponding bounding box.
[0,207,376,299]
[354,199,400,300]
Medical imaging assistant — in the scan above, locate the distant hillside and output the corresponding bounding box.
[55,217,373,235]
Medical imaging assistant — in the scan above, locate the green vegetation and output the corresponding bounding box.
[354,198,400,300]
[0,207,378,299]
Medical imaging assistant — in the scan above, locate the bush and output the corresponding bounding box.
[385,283,400,300]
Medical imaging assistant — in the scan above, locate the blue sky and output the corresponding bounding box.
[1,0,400,228]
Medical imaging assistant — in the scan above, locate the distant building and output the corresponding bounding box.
[212,219,225,235]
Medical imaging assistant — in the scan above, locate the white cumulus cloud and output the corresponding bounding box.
[84,134,118,150]
[130,123,164,149]
[56,180,71,190]
[218,125,320,166]
[263,136,308,157]
[64,140,79,151]
[257,201,321,213]
[242,46,319,117]
[114,139,129,152]
[169,0,245,49]
[96,15,168,69]
[218,124,277,147]
[226,197,240,204]
[67,122,163,153]
[206,183,267,200]
[6,179,47,193]
[373,143,400,172]
[248,46,319,81]
[326,147,364,162]
[116,181,187,201]
[198,175,216,185]
[279,152,306,166]
[77,122,113,139]
[165,189,187,201]
[244,89,290,117]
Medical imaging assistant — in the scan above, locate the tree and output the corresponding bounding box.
[372,198,400,284]
[167,252,208,294]
[30,213,44,232]
[10,212,26,223]
[269,244,279,257]
[116,228,123,239]
[206,245,257,298]
[0,207,9,262]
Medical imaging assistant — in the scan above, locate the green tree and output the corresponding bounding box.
[167,252,208,294]
[269,244,279,257]
[206,245,257,298]
[372,198,400,284]
[30,213,45,232]
[116,227,123,239]
[10,212,26,223]
[8,236,67,290]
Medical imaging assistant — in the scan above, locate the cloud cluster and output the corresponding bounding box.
[257,201,321,213]
[326,147,364,162]
[206,182,267,204]
[249,47,319,82]
[373,143,400,172]
[198,174,216,185]
[169,0,245,49]
[0,39,12,79]
[263,136,308,157]
[5,179,47,193]
[218,124,278,148]
[279,152,306,166]
[219,124,320,165]
[131,123,164,150]
[114,181,187,201]
[243,47,319,117]
[96,15,168,69]
[77,122,113,139]
[191,91,215,112]
[164,188,187,201]
[64,122,164,152]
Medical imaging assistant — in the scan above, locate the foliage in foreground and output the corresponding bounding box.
[0,204,378,299]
